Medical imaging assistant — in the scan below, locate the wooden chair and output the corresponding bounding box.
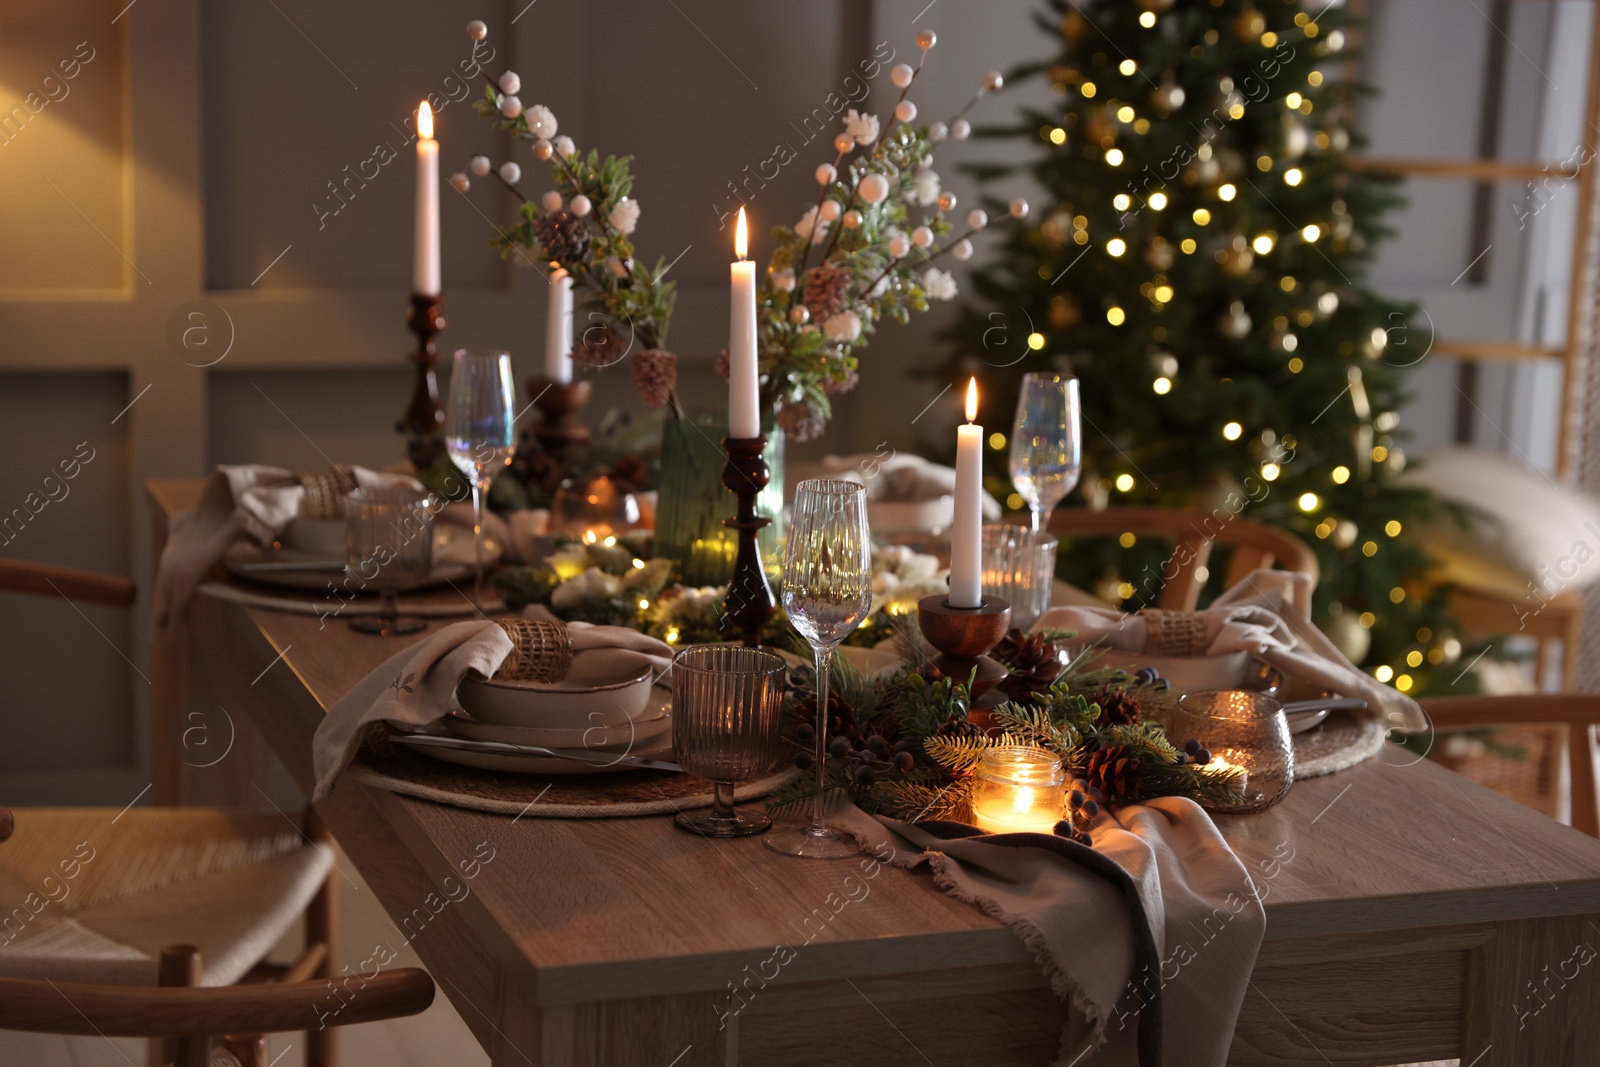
[0,560,435,1065]
[1419,695,1600,838]
[1047,505,1320,609]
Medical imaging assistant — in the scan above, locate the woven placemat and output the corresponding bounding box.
[1293,707,1387,778]
[346,724,798,818]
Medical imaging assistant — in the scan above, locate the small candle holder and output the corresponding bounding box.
[721,436,777,647]
[971,746,1066,834]
[398,292,446,469]
[916,593,1012,721]
[525,376,592,462]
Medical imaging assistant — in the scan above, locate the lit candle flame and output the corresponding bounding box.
[417,100,434,140]
[965,377,978,422]
[735,206,748,260]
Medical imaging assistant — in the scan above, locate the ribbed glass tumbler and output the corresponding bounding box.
[670,644,787,838]
[981,524,1059,633]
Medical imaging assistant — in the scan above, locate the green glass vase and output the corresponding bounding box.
[654,410,784,587]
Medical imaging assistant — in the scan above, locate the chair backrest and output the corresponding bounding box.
[0,560,135,608]
[1420,694,1600,837]
[1047,505,1319,610]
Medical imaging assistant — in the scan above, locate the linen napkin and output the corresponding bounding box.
[310,619,674,799]
[1034,568,1426,733]
[830,796,1266,1067]
[819,452,1003,520]
[153,464,421,627]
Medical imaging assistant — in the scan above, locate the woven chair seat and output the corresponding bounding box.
[0,808,333,987]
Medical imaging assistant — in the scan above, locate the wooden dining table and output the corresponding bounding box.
[147,480,1600,1066]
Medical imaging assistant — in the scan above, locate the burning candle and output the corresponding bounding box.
[971,746,1064,834]
[413,101,440,296]
[545,267,573,383]
[949,377,983,608]
[729,207,760,439]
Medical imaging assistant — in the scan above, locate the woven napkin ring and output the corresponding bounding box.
[492,618,573,683]
[299,467,355,520]
[1140,609,1208,657]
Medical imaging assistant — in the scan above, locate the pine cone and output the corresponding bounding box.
[1093,686,1143,727]
[932,718,986,742]
[803,265,853,322]
[777,402,826,442]
[994,628,1067,700]
[1084,744,1144,806]
[630,349,677,408]
[533,210,589,263]
[607,454,650,494]
[795,689,860,744]
[575,323,626,369]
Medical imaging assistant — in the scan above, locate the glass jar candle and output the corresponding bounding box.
[971,745,1065,834]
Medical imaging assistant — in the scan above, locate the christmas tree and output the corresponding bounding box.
[951,0,1466,690]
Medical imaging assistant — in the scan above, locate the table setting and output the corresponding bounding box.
[144,23,1437,1066]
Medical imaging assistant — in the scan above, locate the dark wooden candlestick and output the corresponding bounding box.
[399,293,446,469]
[525,377,592,461]
[917,594,1012,720]
[721,436,776,647]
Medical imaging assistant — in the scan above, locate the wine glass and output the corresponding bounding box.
[671,644,788,838]
[445,349,516,608]
[1009,373,1082,533]
[766,479,873,860]
[344,486,435,635]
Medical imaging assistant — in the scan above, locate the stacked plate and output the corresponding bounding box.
[406,651,672,774]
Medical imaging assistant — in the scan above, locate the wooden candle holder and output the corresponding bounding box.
[526,377,592,461]
[917,594,1013,719]
[721,436,776,647]
[398,292,446,469]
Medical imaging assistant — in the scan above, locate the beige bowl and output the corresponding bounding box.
[458,650,657,728]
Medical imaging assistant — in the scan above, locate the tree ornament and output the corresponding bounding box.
[1218,300,1251,339]
[1009,198,1031,219]
[1145,239,1175,271]
[1323,611,1371,664]
[1151,81,1186,113]
[789,305,810,325]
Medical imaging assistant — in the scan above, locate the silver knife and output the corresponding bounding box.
[391,732,683,772]
[1280,696,1368,715]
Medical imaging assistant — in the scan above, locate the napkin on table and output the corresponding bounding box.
[153,465,421,627]
[830,795,1266,1067]
[819,452,1003,520]
[310,618,674,799]
[1033,568,1425,732]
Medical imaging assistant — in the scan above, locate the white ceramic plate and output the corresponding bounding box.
[442,705,671,752]
[224,526,499,592]
[458,650,659,728]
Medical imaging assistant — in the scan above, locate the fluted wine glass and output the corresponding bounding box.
[766,479,873,860]
[445,349,516,608]
[1009,373,1082,533]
